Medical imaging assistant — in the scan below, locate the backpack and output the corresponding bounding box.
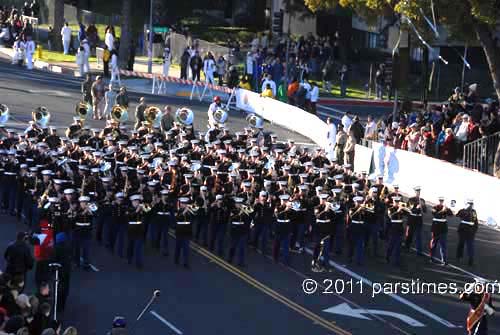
[103,49,111,62]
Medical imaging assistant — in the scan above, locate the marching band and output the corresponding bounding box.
[0,101,483,276]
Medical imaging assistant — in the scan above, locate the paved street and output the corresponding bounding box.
[1,59,500,335]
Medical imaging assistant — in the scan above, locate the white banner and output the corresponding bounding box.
[366,142,500,225]
[235,88,329,148]
[353,144,373,174]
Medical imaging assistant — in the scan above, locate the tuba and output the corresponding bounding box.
[0,104,9,125]
[75,101,90,121]
[144,106,162,128]
[175,107,194,126]
[246,113,263,128]
[32,106,50,127]
[213,108,228,125]
[111,105,129,123]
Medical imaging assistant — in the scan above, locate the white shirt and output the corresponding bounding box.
[208,102,219,122]
[261,79,276,97]
[203,58,215,74]
[364,120,377,139]
[246,54,254,75]
[301,82,312,99]
[310,86,319,102]
[327,122,337,143]
[61,26,72,41]
[341,115,352,131]
[105,32,114,51]
[456,121,469,142]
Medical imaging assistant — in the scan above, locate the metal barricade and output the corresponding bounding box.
[169,32,229,64]
[463,131,500,175]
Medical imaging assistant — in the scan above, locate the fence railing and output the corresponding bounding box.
[463,131,500,175]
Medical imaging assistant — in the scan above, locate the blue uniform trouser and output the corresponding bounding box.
[175,237,190,265]
[0,179,16,214]
[127,238,144,267]
[405,222,423,254]
[151,217,170,255]
[386,231,403,265]
[210,224,226,256]
[31,204,40,228]
[457,232,474,263]
[365,222,381,255]
[430,233,447,263]
[349,230,365,265]
[115,225,127,258]
[331,223,344,254]
[73,232,91,267]
[272,232,290,264]
[195,217,208,246]
[252,224,269,254]
[228,234,247,265]
[21,195,32,225]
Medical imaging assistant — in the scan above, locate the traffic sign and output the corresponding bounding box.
[153,26,169,33]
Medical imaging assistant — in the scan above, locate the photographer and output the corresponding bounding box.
[3,232,34,292]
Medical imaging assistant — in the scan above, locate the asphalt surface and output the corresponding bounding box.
[1,59,500,335]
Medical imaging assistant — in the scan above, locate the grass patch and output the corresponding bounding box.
[36,50,97,63]
[311,79,370,99]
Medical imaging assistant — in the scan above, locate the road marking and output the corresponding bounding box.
[304,247,459,328]
[175,233,351,335]
[323,303,426,327]
[259,250,413,334]
[150,310,183,335]
[410,246,487,282]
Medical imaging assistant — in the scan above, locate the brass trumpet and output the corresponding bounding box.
[185,204,199,215]
[238,204,254,215]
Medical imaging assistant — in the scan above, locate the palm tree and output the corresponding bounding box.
[53,0,64,51]
[118,0,132,67]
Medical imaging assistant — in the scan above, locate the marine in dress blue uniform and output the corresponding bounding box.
[429,197,453,265]
[456,199,478,266]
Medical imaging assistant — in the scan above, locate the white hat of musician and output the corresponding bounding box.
[279,194,290,201]
[179,197,190,204]
[115,192,125,199]
[48,197,59,203]
[393,196,402,202]
[353,196,364,203]
[78,196,90,202]
[259,191,268,198]
[319,193,329,200]
[233,197,244,204]
[63,188,75,195]
[160,189,170,196]
[215,194,224,201]
[438,196,445,202]
[130,194,143,202]
[414,186,421,192]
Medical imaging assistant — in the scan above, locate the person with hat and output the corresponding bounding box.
[73,195,93,270]
[404,186,427,255]
[251,191,274,255]
[194,186,211,246]
[312,194,335,272]
[363,187,385,257]
[175,197,195,268]
[386,197,409,266]
[109,192,128,257]
[430,197,454,265]
[208,194,230,257]
[456,199,479,266]
[347,196,367,265]
[207,96,222,128]
[227,197,252,267]
[273,194,294,265]
[150,189,175,256]
[459,280,493,335]
[126,194,148,268]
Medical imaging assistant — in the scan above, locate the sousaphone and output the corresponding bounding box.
[32,106,50,127]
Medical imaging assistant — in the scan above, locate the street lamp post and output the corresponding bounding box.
[147,0,153,74]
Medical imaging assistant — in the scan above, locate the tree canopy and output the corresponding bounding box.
[304,0,500,98]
